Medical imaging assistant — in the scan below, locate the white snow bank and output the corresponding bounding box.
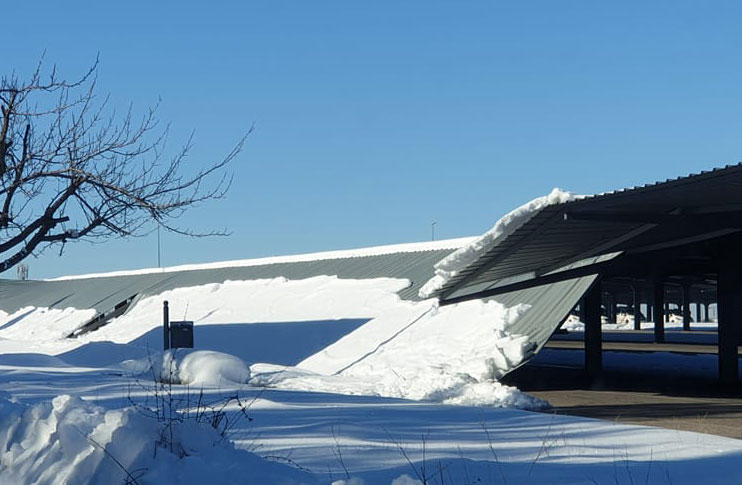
[2,275,546,409]
[0,393,315,485]
[263,298,547,409]
[84,276,410,350]
[391,477,423,485]
[144,349,251,386]
[47,237,475,281]
[419,188,576,298]
[0,306,95,342]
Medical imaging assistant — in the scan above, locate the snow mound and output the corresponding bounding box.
[419,188,576,298]
[0,394,315,485]
[2,275,548,410]
[0,306,95,342]
[391,476,423,485]
[150,350,251,386]
[262,299,549,409]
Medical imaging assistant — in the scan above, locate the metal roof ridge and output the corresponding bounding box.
[41,236,477,282]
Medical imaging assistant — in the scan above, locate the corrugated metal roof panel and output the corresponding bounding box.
[436,163,742,301]
[491,274,598,370]
[0,248,458,314]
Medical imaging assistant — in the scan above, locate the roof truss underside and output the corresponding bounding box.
[438,164,742,304]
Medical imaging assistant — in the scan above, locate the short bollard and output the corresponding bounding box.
[163,300,170,351]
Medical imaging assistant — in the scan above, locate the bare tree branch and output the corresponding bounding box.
[0,60,244,273]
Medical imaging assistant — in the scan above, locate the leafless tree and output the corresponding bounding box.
[0,59,246,273]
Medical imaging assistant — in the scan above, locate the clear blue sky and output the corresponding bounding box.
[4,1,742,278]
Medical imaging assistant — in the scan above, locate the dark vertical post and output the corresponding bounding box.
[163,300,170,351]
[718,253,742,387]
[682,283,692,331]
[584,280,603,378]
[653,276,665,343]
[579,303,585,324]
[632,285,642,330]
[608,294,617,323]
[694,302,701,324]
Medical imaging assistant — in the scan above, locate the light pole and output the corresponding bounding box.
[157,224,161,268]
[431,221,437,241]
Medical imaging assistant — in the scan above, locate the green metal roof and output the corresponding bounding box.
[435,163,742,303]
[0,246,458,315]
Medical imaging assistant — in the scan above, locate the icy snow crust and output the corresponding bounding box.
[419,188,576,298]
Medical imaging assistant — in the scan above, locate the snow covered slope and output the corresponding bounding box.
[0,276,547,408]
[0,216,592,409]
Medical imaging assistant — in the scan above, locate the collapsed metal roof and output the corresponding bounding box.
[0,240,593,373]
[435,163,742,304]
[0,247,456,315]
[1,164,738,379]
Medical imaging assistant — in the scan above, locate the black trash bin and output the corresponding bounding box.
[169,320,194,349]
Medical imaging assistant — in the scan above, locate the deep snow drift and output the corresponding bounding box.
[1,198,741,483]
[0,275,543,409]
[0,393,314,485]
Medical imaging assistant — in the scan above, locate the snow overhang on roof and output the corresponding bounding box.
[427,163,742,305]
[0,238,475,315]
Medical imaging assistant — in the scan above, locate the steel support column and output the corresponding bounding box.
[682,283,692,331]
[695,302,701,324]
[653,277,665,343]
[718,253,742,387]
[584,280,603,378]
[608,295,617,324]
[633,285,642,330]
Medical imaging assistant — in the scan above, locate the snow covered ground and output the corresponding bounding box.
[2,355,742,484]
[1,270,741,483]
[0,276,542,409]
[0,187,740,483]
[561,318,718,333]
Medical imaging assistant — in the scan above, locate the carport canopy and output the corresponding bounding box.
[434,164,742,304]
[430,164,742,386]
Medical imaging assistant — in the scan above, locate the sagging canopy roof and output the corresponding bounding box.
[434,163,742,304]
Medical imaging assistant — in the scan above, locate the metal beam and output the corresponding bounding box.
[682,282,692,331]
[625,228,741,256]
[718,252,742,387]
[564,210,742,228]
[584,280,603,378]
[439,259,610,305]
[653,276,665,344]
[438,211,559,300]
[633,285,642,330]
[563,210,672,224]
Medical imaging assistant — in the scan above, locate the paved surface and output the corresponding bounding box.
[503,346,742,440]
[544,339,739,354]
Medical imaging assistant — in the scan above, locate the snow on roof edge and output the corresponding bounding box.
[419,188,577,298]
[45,237,477,282]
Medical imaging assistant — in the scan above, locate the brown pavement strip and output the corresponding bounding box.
[540,389,742,439]
[502,361,742,440]
[545,340,742,355]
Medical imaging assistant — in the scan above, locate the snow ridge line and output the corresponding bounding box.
[332,303,438,376]
[46,237,475,281]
